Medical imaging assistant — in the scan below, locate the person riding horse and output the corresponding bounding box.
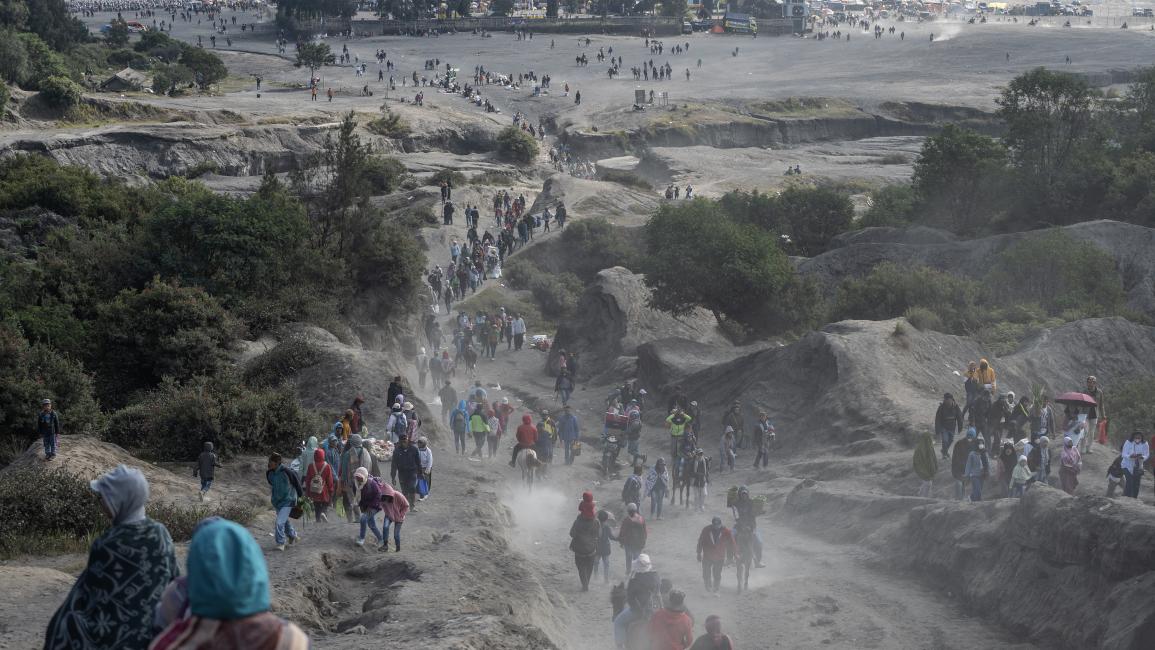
[731,486,766,569]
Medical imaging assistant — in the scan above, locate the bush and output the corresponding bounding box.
[557,217,638,280]
[903,306,943,331]
[93,278,244,405]
[179,47,227,89]
[151,63,195,95]
[600,169,652,191]
[366,105,409,137]
[0,155,150,223]
[861,184,916,228]
[0,467,105,556]
[983,229,1124,316]
[496,126,539,165]
[146,501,257,542]
[38,75,82,109]
[15,33,71,90]
[104,373,320,461]
[526,272,583,318]
[427,168,466,188]
[502,256,535,289]
[1109,378,1155,449]
[364,156,408,194]
[832,263,980,333]
[0,82,8,118]
[471,170,516,186]
[242,336,323,388]
[0,323,104,457]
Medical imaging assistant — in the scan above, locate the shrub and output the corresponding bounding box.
[16,33,71,90]
[93,278,244,405]
[903,306,943,331]
[427,168,466,188]
[502,257,536,289]
[366,105,409,137]
[146,501,257,542]
[151,63,195,95]
[104,373,319,461]
[0,467,105,556]
[496,126,539,165]
[527,272,583,318]
[1109,378,1155,449]
[600,169,652,191]
[364,156,407,194]
[557,217,638,280]
[832,263,980,333]
[471,170,516,186]
[0,82,8,118]
[243,336,323,388]
[38,75,82,109]
[861,184,916,228]
[983,229,1124,316]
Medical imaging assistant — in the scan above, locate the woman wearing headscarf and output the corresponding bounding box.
[645,458,671,520]
[149,519,309,650]
[340,434,372,523]
[45,465,178,650]
[690,615,734,650]
[912,431,938,497]
[1060,436,1082,495]
[569,491,601,591]
[296,436,318,476]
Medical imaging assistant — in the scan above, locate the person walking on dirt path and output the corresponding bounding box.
[1060,436,1081,494]
[570,491,601,591]
[340,433,372,522]
[311,85,317,101]
[417,436,432,499]
[415,347,429,390]
[690,449,710,511]
[194,441,221,500]
[326,86,334,102]
[381,478,410,551]
[511,313,527,351]
[645,458,671,520]
[266,453,302,551]
[935,393,963,459]
[697,517,736,594]
[450,398,469,454]
[967,387,993,445]
[614,553,660,648]
[150,519,310,650]
[390,434,421,510]
[731,487,765,568]
[556,370,575,406]
[469,404,491,459]
[45,465,178,650]
[440,380,458,422]
[556,202,568,229]
[1121,431,1149,498]
[557,404,581,465]
[510,413,538,467]
[951,428,976,500]
[690,615,734,650]
[973,358,997,393]
[38,398,62,461]
[618,502,647,572]
[721,402,744,449]
[649,589,693,650]
[964,439,988,502]
[354,467,386,549]
[718,428,736,473]
[305,447,334,522]
[913,431,938,497]
[752,412,774,469]
[594,509,618,584]
[1083,375,1106,455]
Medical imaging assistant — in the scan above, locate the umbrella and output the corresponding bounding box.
[1055,392,1097,407]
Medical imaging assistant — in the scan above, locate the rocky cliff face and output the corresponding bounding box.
[547,266,726,380]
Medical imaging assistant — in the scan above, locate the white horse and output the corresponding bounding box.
[518,448,544,492]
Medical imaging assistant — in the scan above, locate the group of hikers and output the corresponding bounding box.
[921,361,1152,502]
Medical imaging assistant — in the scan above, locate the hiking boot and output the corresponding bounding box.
[275,544,285,551]
[355,538,365,546]
[288,535,297,545]
[394,542,401,552]
[380,540,389,552]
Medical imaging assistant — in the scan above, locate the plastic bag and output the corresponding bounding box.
[417,477,429,497]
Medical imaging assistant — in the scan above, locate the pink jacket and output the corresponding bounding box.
[380,481,410,523]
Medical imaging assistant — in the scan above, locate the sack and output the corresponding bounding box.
[289,501,305,520]
[309,466,327,497]
[417,477,429,497]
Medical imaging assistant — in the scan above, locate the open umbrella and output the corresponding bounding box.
[1055,392,1097,407]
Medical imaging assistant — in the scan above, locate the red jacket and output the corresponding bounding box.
[649,608,694,650]
[516,415,538,447]
[696,525,736,563]
[304,449,334,503]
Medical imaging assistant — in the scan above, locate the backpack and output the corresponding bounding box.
[622,475,641,505]
[309,464,327,497]
[451,410,467,433]
[392,413,408,439]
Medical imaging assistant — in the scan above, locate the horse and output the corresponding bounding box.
[609,581,650,650]
[518,448,544,492]
[734,523,755,594]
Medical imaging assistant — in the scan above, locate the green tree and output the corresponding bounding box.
[294,41,334,77]
[93,277,243,405]
[0,82,9,117]
[490,0,514,15]
[641,199,811,333]
[774,186,854,256]
[104,19,129,48]
[861,184,916,228]
[37,74,80,109]
[0,28,29,85]
[912,124,1009,234]
[134,29,184,62]
[983,229,1123,316]
[9,0,88,50]
[16,32,70,89]
[151,63,194,95]
[292,112,372,252]
[547,0,559,17]
[661,0,688,17]
[179,47,227,89]
[831,263,980,333]
[1100,151,1155,227]
[496,125,539,165]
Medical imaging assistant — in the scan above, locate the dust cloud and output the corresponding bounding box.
[501,485,571,553]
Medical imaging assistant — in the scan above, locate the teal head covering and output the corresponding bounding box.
[186,519,270,620]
